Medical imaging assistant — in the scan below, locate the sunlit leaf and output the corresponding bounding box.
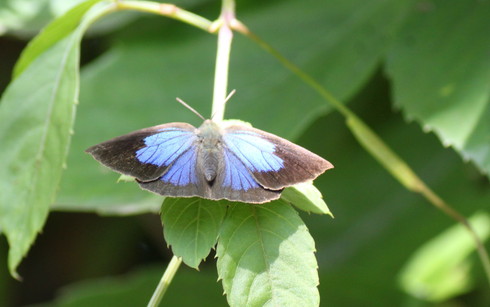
[282,182,332,216]
[217,200,319,306]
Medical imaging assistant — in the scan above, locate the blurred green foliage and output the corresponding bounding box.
[0,0,489,306]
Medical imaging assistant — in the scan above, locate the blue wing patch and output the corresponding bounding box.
[223,131,284,173]
[136,128,198,186]
[136,128,195,166]
[222,148,260,191]
[160,146,198,186]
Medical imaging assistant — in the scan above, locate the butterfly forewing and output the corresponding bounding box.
[86,123,197,182]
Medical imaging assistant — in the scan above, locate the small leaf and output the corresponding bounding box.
[282,182,333,216]
[161,197,227,269]
[13,0,103,78]
[399,212,490,302]
[117,174,136,183]
[217,200,319,307]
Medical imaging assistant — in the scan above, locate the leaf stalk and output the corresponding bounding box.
[147,256,182,307]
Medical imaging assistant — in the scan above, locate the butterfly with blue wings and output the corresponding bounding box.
[86,119,333,204]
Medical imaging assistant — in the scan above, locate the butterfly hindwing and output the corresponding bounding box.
[222,125,333,190]
[137,144,209,198]
[86,123,197,182]
[209,145,282,203]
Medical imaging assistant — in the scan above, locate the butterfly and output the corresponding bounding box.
[86,119,333,204]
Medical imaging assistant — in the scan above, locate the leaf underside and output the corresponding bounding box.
[161,197,227,269]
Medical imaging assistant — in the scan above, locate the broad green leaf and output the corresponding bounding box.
[0,33,80,278]
[399,212,490,302]
[12,0,103,78]
[385,0,490,175]
[161,197,227,269]
[281,182,332,216]
[0,2,108,277]
[217,201,319,307]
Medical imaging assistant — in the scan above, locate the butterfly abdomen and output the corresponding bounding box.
[199,148,220,183]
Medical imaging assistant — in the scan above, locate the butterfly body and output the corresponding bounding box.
[196,120,222,182]
[87,120,333,203]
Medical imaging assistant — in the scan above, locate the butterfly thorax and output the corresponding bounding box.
[196,120,223,184]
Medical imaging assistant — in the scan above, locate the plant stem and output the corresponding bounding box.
[147,256,182,307]
[210,0,235,122]
[139,1,234,304]
[115,1,213,31]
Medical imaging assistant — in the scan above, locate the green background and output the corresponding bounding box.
[0,0,489,306]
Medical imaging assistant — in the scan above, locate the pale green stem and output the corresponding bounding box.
[232,21,490,286]
[211,0,235,121]
[147,256,182,307]
[115,1,213,31]
[115,0,232,121]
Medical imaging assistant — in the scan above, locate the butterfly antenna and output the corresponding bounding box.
[224,89,236,104]
[211,89,236,120]
[176,97,206,121]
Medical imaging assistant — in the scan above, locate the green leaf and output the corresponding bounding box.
[161,197,227,269]
[281,182,332,216]
[217,201,319,307]
[0,34,79,278]
[386,0,490,175]
[399,212,490,302]
[0,1,107,277]
[12,0,103,78]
